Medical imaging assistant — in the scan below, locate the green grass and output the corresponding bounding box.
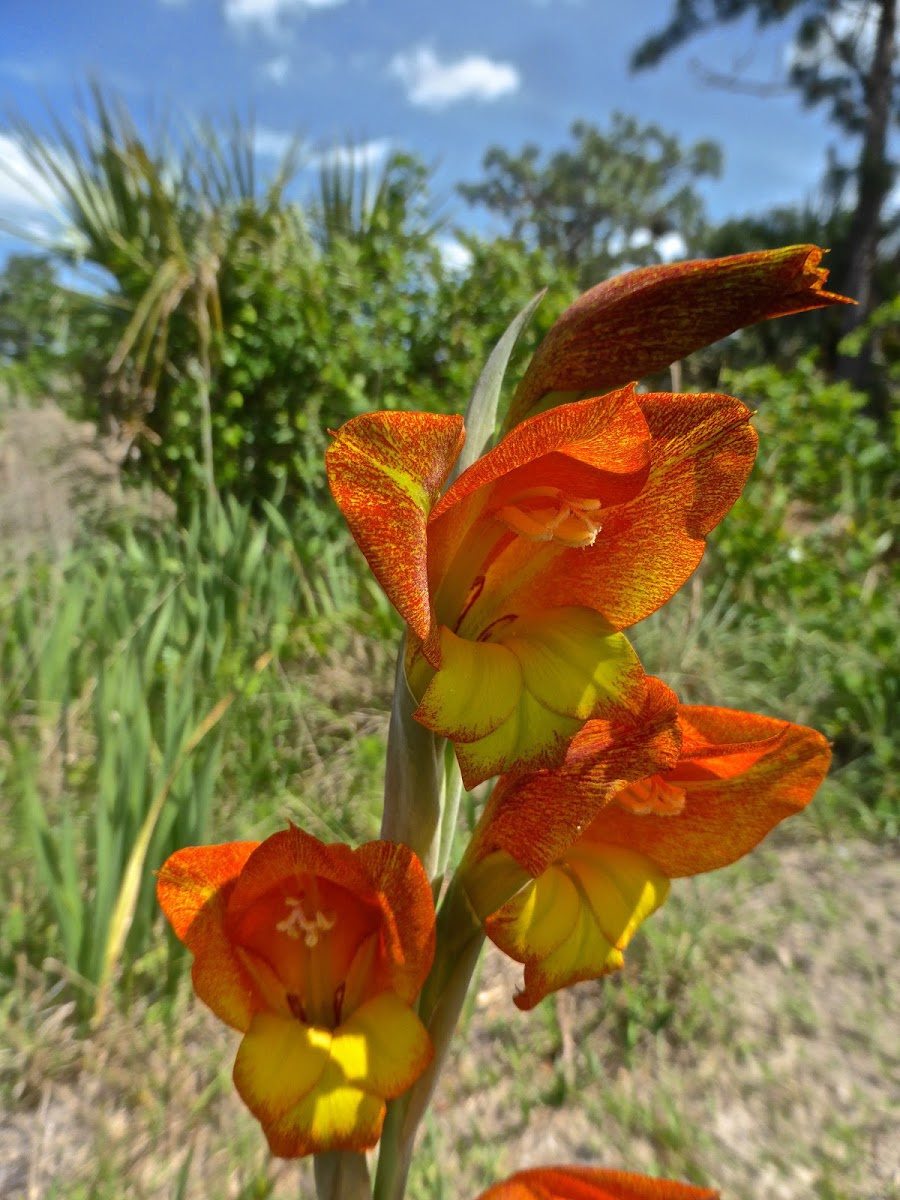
[0,494,395,1023]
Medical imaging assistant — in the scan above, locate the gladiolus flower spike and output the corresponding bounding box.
[157,826,435,1157]
[327,390,756,787]
[466,703,831,1009]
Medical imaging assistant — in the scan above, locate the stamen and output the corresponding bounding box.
[287,992,307,1022]
[333,982,346,1026]
[276,897,336,946]
[616,776,686,816]
[496,487,603,548]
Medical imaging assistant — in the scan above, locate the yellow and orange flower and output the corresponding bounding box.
[475,1165,718,1200]
[464,703,831,1009]
[327,248,850,788]
[327,389,756,787]
[156,826,435,1157]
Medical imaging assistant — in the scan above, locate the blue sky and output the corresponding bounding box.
[0,0,846,267]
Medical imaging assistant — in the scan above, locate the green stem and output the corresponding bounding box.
[314,1151,371,1200]
[436,741,464,880]
[381,645,446,879]
[373,876,485,1200]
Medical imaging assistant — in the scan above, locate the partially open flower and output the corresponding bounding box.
[157,827,435,1156]
[475,1165,718,1200]
[466,704,831,1008]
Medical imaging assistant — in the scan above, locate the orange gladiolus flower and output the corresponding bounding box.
[157,827,435,1156]
[475,1165,718,1200]
[466,704,831,1009]
[327,390,756,787]
[507,244,853,427]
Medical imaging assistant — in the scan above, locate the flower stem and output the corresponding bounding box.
[381,645,447,880]
[373,875,485,1200]
[314,1152,371,1200]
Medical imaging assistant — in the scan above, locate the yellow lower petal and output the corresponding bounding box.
[233,1013,331,1123]
[232,995,432,1158]
[454,689,585,789]
[411,632,522,740]
[414,609,645,787]
[332,991,433,1097]
[264,1063,386,1156]
[508,608,643,721]
[486,844,670,1010]
[462,850,533,924]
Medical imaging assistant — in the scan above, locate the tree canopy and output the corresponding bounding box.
[632,0,898,412]
[458,113,722,289]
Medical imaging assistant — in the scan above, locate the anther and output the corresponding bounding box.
[617,776,686,816]
[496,487,603,548]
[333,982,346,1026]
[276,897,336,946]
[287,993,307,1022]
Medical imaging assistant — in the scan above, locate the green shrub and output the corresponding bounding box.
[703,357,897,830]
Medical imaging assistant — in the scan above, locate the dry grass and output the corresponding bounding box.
[1,828,896,1200]
[421,831,898,1200]
[0,402,172,566]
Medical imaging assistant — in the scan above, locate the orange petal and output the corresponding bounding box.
[353,841,437,1003]
[428,388,651,596]
[469,677,681,877]
[476,1165,718,1200]
[591,708,831,877]
[225,828,435,1018]
[326,410,465,642]
[227,826,372,926]
[519,392,757,629]
[156,841,260,1031]
[508,245,854,426]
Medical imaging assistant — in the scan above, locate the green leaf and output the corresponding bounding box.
[451,288,545,481]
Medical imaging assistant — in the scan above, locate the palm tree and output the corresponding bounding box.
[7,86,304,496]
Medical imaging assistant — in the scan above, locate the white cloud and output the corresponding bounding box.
[253,131,388,169]
[656,231,687,262]
[225,0,347,35]
[389,46,520,109]
[0,134,62,219]
[607,227,687,263]
[437,236,473,274]
[262,54,290,83]
[254,127,296,158]
[310,139,391,170]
